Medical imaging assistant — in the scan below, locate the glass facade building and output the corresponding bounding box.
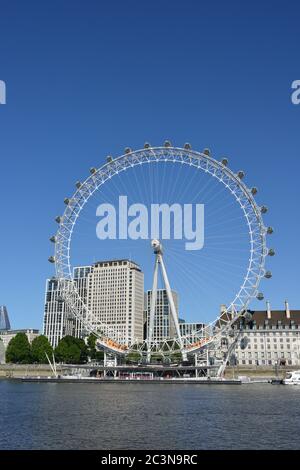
[0,306,11,331]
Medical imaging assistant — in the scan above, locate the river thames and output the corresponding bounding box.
[1,380,300,450]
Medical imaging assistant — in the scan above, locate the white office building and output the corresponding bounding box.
[87,260,144,345]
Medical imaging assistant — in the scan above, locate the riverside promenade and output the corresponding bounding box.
[0,363,296,381]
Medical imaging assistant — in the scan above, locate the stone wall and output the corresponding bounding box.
[0,364,63,378]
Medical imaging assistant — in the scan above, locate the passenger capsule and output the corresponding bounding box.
[251,187,258,195]
[50,236,56,243]
[240,337,249,349]
[268,248,275,256]
[264,271,272,279]
[106,156,113,163]
[184,143,191,150]
[64,198,70,205]
[124,147,132,154]
[48,256,55,263]
[257,293,264,301]
[261,206,268,214]
[76,181,82,189]
[221,158,228,166]
[237,170,245,179]
[164,140,171,147]
[267,226,274,234]
[244,311,253,324]
[203,148,211,156]
[90,167,97,174]
[55,216,62,224]
[144,142,151,149]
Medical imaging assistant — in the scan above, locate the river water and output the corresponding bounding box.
[1,380,300,450]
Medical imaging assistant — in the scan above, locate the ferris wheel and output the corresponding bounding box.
[48,142,274,360]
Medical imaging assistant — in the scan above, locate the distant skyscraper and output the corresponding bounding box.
[0,306,11,331]
[43,260,144,347]
[144,289,178,342]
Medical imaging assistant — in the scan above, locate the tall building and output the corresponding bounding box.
[43,278,75,348]
[0,306,11,330]
[73,266,93,338]
[179,320,206,342]
[144,289,178,341]
[43,260,144,347]
[87,260,144,345]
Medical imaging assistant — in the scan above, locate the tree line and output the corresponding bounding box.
[5,333,104,364]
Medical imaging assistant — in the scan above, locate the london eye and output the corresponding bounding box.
[49,142,274,362]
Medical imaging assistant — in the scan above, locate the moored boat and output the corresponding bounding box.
[283,370,300,385]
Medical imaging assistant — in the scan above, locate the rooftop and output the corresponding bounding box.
[217,303,300,329]
[243,309,300,327]
[93,259,141,270]
[0,329,39,336]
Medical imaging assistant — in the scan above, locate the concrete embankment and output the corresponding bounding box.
[0,364,71,378]
[224,365,296,380]
[0,364,297,380]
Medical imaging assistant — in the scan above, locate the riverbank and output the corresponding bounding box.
[224,365,296,380]
[1,363,297,380]
[13,376,242,384]
[0,364,64,378]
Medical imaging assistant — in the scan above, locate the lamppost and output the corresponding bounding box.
[274,360,278,378]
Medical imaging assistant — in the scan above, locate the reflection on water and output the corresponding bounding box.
[0,381,300,450]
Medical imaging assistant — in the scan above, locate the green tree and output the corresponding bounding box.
[31,335,53,363]
[87,333,97,359]
[54,336,88,364]
[170,352,182,362]
[86,333,104,361]
[97,351,104,361]
[6,333,32,364]
[125,352,141,363]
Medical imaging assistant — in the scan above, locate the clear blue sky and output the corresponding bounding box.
[0,0,299,330]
